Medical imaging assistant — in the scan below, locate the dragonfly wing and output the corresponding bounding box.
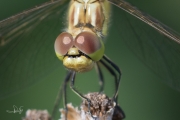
[110,1,180,91]
[0,0,69,99]
[108,0,180,44]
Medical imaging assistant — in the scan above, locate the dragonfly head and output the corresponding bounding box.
[54,31,104,72]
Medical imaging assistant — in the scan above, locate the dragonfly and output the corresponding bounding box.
[0,0,180,119]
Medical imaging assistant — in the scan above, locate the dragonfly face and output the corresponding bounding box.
[54,31,104,72]
[54,0,106,72]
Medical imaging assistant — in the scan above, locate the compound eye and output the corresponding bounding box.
[54,32,74,60]
[74,32,104,61]
[75,32,100,54]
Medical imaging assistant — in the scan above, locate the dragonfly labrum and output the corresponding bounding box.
[0,0,180,119]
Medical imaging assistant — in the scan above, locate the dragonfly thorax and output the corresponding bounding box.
[68,0,105,36]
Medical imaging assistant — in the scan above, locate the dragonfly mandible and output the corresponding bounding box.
[0,0,180,119]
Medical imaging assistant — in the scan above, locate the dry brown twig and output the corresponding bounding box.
[22,109,51,120]
[22,92,124,120]
[60,92,124,120]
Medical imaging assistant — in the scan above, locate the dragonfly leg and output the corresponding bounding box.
[101,55,122,101]
[101,55,125,118]
[70,71,96,119]
[95,62,104,93]
[103,55,121,100]
[51,71,73,120]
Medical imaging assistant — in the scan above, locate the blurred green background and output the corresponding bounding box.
[0,0,180,120]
